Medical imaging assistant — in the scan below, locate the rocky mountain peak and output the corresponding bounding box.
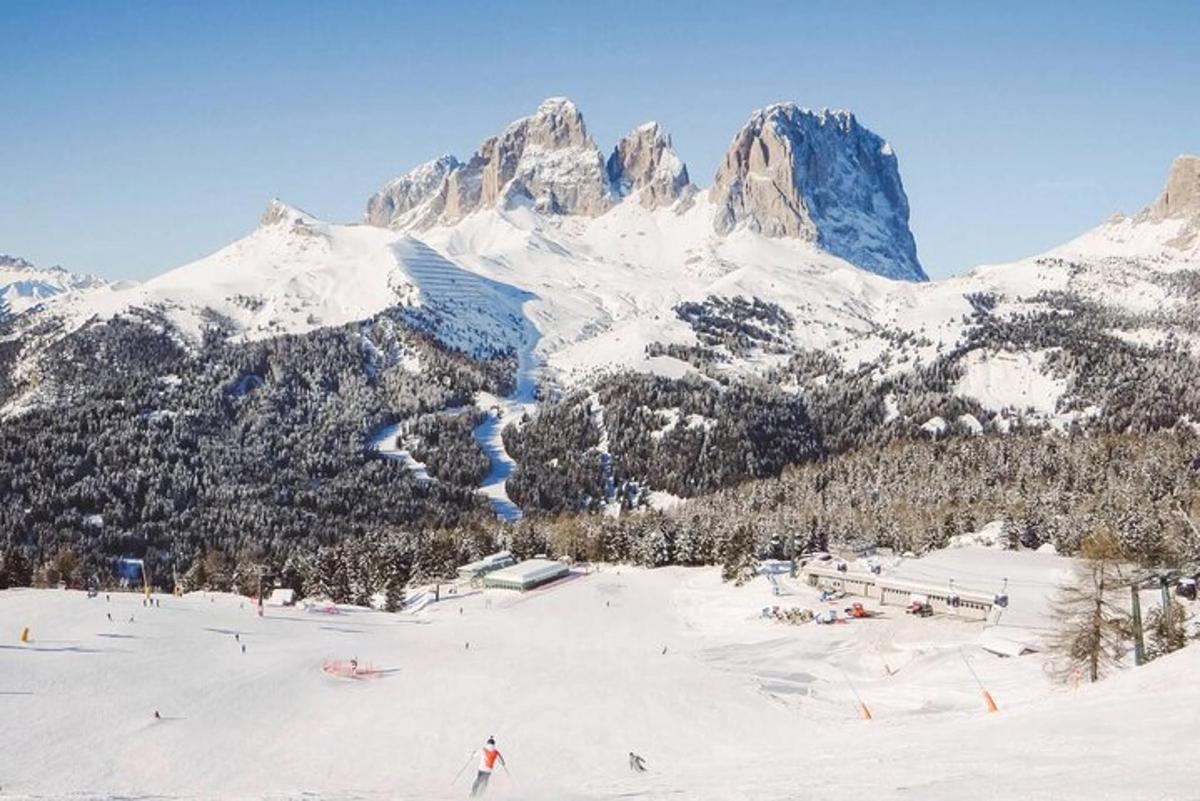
[259,199,317,231]
[709,103,925,281]
[0,254,38,272]
[367,98,615,229]
[467,96,612,218]
[1149,154,1200,220]
[606,122,692,209]
[365,155,461,228]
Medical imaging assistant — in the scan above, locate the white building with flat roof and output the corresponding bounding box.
[457,550,515,580]
[482,559,569,591]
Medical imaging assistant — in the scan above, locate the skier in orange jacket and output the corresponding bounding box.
[470,737,506,797]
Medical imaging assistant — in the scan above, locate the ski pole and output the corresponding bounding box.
[451,752,474,785]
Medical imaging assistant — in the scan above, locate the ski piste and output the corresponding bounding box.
[3,550,1199,799]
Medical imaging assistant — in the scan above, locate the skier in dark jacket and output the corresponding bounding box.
[629,751,647,772]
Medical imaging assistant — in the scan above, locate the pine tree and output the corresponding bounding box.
[1049,526,1131,683]
[720,524,758,585]
[1145,600,1190,660]
[0,547,32,589]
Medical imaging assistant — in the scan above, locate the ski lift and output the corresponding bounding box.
[994,578,1010,608]
[947,578,961,609]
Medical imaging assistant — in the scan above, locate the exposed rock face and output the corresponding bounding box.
[368,98,614,228]
[365,155,460,228]
[1149,155,1200,220]
[259,199,319,234]
[606,122,692,209]
[474,97,612,216]
[710,104,925,281]
[366,98,925,281]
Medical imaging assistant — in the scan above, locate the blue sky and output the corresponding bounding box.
[2,1,1197,281]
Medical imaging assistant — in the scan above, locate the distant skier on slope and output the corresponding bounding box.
[470,736,506,797]
[629,751,647,773]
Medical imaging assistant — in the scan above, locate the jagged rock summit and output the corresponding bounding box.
[1094,153,1200,253]
[365,98,619,228]
[607,122,692,209]
[364,155,461,229]
[367,97,926,281]
[710,104,925,281]
[1149,154,1200,221]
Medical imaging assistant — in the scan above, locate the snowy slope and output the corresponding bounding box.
[27,201,529,359]
[14,175,1197,426]
[1,553,1195,800]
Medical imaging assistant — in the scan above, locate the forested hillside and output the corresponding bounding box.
[0,309,509,592]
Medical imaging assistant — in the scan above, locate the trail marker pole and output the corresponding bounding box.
[959,648,999,713]
[839,667,873,720]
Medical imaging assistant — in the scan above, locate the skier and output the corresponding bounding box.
[628,751,647,773]
[469,736,506,797]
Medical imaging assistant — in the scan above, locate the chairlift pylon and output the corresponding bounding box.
[994,577,1009,609]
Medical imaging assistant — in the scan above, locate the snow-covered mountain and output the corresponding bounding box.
[710,104,924,281]
[366,98,618,229]
[4,99,1198,434]
[0,254,107,318]
[3,98,1199,603]
[365,98,920,278]
[26,200,531,359]
[6,97,929,373]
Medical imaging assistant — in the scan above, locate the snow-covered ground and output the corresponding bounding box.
[2,550,1195,800]
[369,422,433,483]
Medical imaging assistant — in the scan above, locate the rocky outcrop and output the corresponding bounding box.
[259,199,320,235]
[368,98,614,228]
[709,104,925,281]
[365,155,460,228]
[1148,154,1200,220]
[606,122,692,209]
[473,97,612,216]
[365,99,926,281]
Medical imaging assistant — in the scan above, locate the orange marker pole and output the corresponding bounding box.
[960,648,999,713]
[840,668,873,721]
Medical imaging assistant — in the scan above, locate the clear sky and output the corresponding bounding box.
[2,1,1197,281]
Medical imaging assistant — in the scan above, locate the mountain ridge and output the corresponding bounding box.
[366,98,923,281]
